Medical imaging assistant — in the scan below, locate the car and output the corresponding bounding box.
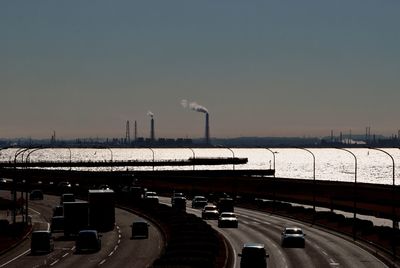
[281,227,306,248]
[191,196,208,208]
[98,184,111,190]
[29,190,44,200]
[238,243,269,268]
[171,196,186,211]
[57,181,72,193]
[144,191,159,205]
[130,219,150,239]
[60,193,75,204]
[50,216,64,233]
[171,192,185,204]
[218,212,238,228]
[31,230,54,254]
[76,230,101,253]
[53,205,63,216]
[202,204,219,220]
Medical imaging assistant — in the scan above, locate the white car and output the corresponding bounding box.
[218,212,238,228]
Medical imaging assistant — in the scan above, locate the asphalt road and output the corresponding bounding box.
[0,192,163,268]
[162,197,388,268]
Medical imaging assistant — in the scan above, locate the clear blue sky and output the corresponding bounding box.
[1,1,399,139]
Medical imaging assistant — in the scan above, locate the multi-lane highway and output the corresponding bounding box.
[0,192,163,268]
[0,191,390,268]
[162,197,388,268]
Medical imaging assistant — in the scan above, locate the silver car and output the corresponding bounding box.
[281,227,306,248]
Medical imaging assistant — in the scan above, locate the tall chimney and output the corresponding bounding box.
[150,117,155,141]
[205,113,210,145]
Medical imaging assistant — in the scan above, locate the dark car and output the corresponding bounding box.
[29,190,44,200]
[130,219,150,239]
[76,230,101,253]
[53,205,63,216]
[60,193,75,204]
[31,230,54,254]
[218,212,238,228]
[171,196,186,211]
[191,196,208,208]
[57,181,72,194]
[171,192,185,204]
[281,227,306,248]
[202,204,219,220]
[144,191,159,205]
[51,216,64,233]
[238,243,269,268]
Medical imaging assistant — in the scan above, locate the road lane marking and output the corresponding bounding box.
[50,260,59,266]
[99,259,106,265]
[28,207,41,215]
[62,252,69,258]
[0,249,30,267]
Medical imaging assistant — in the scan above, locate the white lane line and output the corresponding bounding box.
[62,252,69,258]
[117,239,121,244]
[118,234,121,239]
[99,259,106,265]
[108,251,114,257]
[28,207,41,215]
[50,260,59,266]
[321,250,328,256]
[0,249,31,267]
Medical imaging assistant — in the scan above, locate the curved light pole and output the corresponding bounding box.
[188,148,196,171]
[336,148,357,241]
[148,148,155,171]
[227,148,235,170]
[12,148,30,224]
[106,148,113,172]
[297,147,316,223]
[265,148,277,177]
[369,147,396,256]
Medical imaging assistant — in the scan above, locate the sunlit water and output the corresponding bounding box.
[1,148,399,185]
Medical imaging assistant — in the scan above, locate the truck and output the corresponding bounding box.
[63,201,89,237]
[88,189,115,232]
[217,197,234,213]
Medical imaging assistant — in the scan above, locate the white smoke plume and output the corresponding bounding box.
[181,99,208,114]
[147,111,154,118]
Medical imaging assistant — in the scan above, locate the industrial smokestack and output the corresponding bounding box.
[181,99,210,144]
[147,111,155,141]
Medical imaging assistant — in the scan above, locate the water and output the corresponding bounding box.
[1,148,399,185]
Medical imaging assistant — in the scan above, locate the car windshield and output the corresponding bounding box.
[205,206,216,211]
[285,229,303,234]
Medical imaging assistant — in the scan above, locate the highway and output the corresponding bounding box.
[161,197,388,268]
[0,191,389,268]
[0,193,163,268]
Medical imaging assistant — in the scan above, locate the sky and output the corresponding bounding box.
[1,1,399,139]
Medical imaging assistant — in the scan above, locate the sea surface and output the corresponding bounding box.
[1,148,399,185]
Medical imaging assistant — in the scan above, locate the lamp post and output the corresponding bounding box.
[149,148,155,171]
[13,148,30,224]
[188,148,196,171]
[266,148,278,211]
[297,148,316,223]
[265,148,277,177]
[227,148,235,170]
[369,147,396,256]
[336,148,357,241]
[106,148,113,172]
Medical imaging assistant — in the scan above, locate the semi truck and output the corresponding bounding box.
[63,201,89,237]
[88,189,115,232]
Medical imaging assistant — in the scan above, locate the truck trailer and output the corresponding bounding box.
[63,201,89,237]
[88,189,115,232]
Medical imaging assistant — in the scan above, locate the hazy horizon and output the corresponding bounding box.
[1,1,399,139]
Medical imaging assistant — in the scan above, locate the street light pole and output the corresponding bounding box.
[106,148,113,172]
[149,148,155,171]
[297,148,316,223]
[227,148,235,170]
[336,148,357,241]
[265,148,276,177]
[188,148,196,171]
[369,147,396,256]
